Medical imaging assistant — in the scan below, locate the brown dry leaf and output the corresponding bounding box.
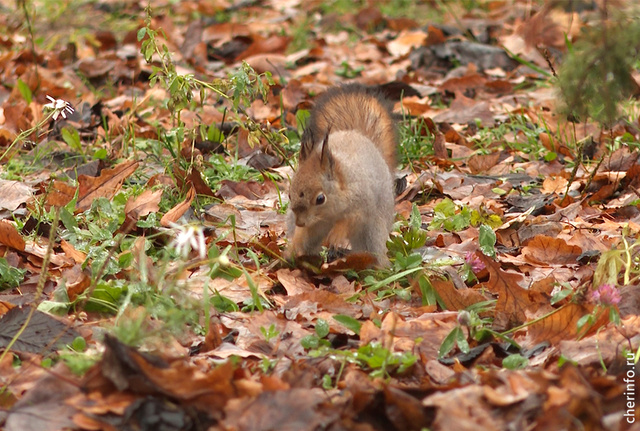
[482,371,543,407]
[383,386,431,430]
[478,254,546,330]
[284,290,360,318]
[23,240,74,268]
[440,74,486,93]
[528,303,608,345]
[83,335,237,411]
[222,388,331,431]
[276,268,315,295]
[433,132,447,160]
[521,235,582,266]
[45,180,77,208]
[160,184,195,227]
[60,264,91,302]
[0,220,25,251]
[321,252,378,272]
[60,239,87,264]
[215,179,274,200]
[387,30,427,57]
[423,385,502,430]
[0,180,33,211]
[5,368,80,431]
[124,189,162,219]
[467,152,501,174]
[76,160,140,212]
[430,278,487,311]
[433,93,494,125]
[173,164,215,197]
[281,79,306,111]
[541,176,568,194]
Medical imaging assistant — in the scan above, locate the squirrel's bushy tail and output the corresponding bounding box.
[301,84,396,171]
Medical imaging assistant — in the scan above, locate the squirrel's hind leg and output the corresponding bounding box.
[348,222,391,267]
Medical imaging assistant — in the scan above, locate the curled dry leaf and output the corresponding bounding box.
[521,235,583,266]
[0,220,26,251]
[160,184,195,227]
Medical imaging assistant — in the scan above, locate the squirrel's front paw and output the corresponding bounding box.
[283,246,295,262]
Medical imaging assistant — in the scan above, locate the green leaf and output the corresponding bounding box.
[301,335,320,349]
[409,203,421,231]
[491,187,507,195]
[333,315,361,335]
[137,27,147,41]
[456,325,469,354]
[550,286,573,305]
[17,79,32,104]
[438,326,460,359]
[59,207,78,230]
[61,127,81,151]
[478,224,496,258]
[434,198,456,217]
[93,148,108,160]
[71,336,87,352]
[0,257,26,289]
[576,313,593,332]
[503,353,528,370]
[315,318,330,338]
[296,109,310,134]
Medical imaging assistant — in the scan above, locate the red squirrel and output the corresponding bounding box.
[285,84,397,266]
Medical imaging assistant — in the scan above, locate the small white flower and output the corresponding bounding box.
[170,223,207,260]
[44,95,74,120]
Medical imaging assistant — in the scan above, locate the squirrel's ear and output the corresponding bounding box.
[319,129,334,172]
[300,129,314,161]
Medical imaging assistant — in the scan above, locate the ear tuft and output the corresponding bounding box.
[319,128,333,172]
[300,129,314,161]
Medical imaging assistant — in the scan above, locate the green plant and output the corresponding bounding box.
[397,115,435,166]
[0,257,26,289]
[335,61,363,78]
[430,199,502,233]
[557,10,640,126]
[388,204,428,258]
[503,353,528,370]
[309,340,417,380]
[287,16,315,53]
[438,300,518,359]
[301,318,331,349]
[260,324,280,343]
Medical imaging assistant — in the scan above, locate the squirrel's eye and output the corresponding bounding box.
[315,193,326,205]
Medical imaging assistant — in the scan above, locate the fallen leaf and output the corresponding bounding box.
[124,189,162,218]
[0,220,25,251]
[431,278,488,311]
[0,180,33,211]
[76,160,139,212]
[521,235,582,266]
[0,307,79,353]
[478,253,547,331]
[528,303,608,345]
[160,184,195,227]
[60,264,91,302]
[5,367,80,431]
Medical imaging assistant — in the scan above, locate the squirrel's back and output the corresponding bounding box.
[301,84,396,171]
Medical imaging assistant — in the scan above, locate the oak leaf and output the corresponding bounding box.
[478,254,547,331]
[521,235,582,266]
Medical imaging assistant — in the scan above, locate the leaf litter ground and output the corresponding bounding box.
[0,1,638,430]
